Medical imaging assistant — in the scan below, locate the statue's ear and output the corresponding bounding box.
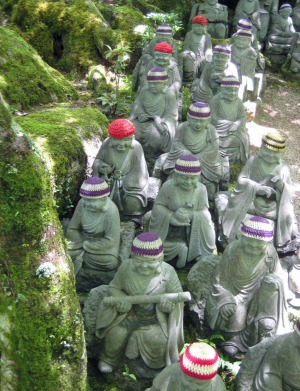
[162,84,168,93]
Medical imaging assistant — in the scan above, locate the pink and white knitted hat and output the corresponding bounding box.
[80,177,110,199]
[180,342,219,380]
[188,102,211,120]
[147,67,168,82]
[131,232,164,258]
[241,216,274,241]
[175,155,201,175]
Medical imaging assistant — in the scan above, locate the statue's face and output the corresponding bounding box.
[188,116,209,132]
[206,0,218,5]
[148,81,167,94]
[192,24,206,35]
[259,145,282,165]
[132,254,162,276]
[212,54,229,71]
[175,172,199,191]
[241,235,269,257]
[110,136,133,152]
[82,196,108,212]
[154,51,171,67]
[279,9,292,18]
[156,34,172,44]
[220,86,239,102]
[235,37,250,49]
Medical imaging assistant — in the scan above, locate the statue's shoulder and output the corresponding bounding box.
[132,139,144,153]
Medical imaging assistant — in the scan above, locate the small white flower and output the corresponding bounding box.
[36,262,56,278]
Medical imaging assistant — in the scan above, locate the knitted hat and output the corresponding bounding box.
[237,18,252,31]
[156,24,172,35]
[108,119,135,139]
[192,15,208,25]
[295,320,300,336]
[280,3,292,10]
[175,155,201,175]
[80,177,110,199]
[221,75,240,88]
[241,216,274,241]
[213,44,231,57]
[235,29,252,39]
[154,42,173,54]
[147,67,168,82]
[180,342,219,380]
[131,232,164,258]
[188,102,211,120]
[262,132,286,152]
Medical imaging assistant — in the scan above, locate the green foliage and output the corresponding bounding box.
[122,364,137,381]
[181,85,191,122]
[146,12,183,34]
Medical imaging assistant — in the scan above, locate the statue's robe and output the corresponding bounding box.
[267,15,295,52]
[182,31,212,77]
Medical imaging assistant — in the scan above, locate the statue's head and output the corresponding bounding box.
[240,216,274,256]
[220,75,240,102]
[191,15,208,35]
[234,29,252,48]
[146,67,169,94]
[155,24,173,43]
[131,232,164,276]
[108,119,135,152]
[279,3,292,18]
[212,44,231,70]
[80,177,110,212]
[237,18,252,32]
[180,342,219,385]
[187,102,210,132]
[154,42,173,67]
[206,0,218,6]
[174,155,201,191]
[259,132,285,165]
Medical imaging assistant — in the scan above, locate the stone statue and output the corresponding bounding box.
[191,44,238,104]
[236,320,300,391]
[210,75,249,165]
[132,42,181,96]
[163,102,223,203]
[231,29,258,99]
[259,0,279,15]
[287,31,300,73]
[150,155,216,269]
[266,4,295,55]
[222,132,299,252]
[66,177,120,274]
[145,342,226,391]
[233,0,261,39]
[189,0,228,39]
[92,119,149,216]
[96,232,188,373]
[129,68,178,170]
[292,0,300,32]
[206,216,288,356]
[181,16,212,82]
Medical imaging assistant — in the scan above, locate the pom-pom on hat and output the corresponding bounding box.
[262,132,286,152]
[192,15,208,25]
[156,24,172,35]
[147,67,169,82]
[108,119,135,139]
[131,232,164,258]
[188,102,211,120]
[154,42,173,54]
[180,342,219,380]
[221,75,240,88]
[280,3,292,10]
[80,177,110,199]
[237,18,252,31]
[241,216,274,241]
[175,155,201,175]
[236,29,252,39]
[213,44,231,56]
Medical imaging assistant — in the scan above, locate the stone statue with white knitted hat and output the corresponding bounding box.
[145,342,226,391]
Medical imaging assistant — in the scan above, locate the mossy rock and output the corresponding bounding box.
[14,105,109,218]
[0,27,78,110]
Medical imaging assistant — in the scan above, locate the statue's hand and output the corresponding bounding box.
[220,303,236,321]
[138,113,151,122]
[256,185,276,198]
[158,299,175,313]
[173,208,192,225]
[99,163,114,175]
[229,122,238,133]
[270,174,284,192]
[115,300,132,313]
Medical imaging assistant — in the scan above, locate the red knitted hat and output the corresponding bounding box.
[180,342,219,380]
[108,119,135,139]
[154,42,173,54]
[192,15,208,25]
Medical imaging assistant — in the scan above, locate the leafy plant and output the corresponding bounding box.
[146,12,183,35]
[122,364,137,381]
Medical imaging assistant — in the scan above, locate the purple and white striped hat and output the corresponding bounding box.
[147,67,169,82]
[131,232,164,258]
[175,155,201,175]
[80,177,110,199]
[237,18,252,31]
[221,75,240,88]
[280,3,292,11]
[156,24,172,35]
[188,102,211,120]
[241,216,274,241]
[213,44,231,57]
[236,29,252,40]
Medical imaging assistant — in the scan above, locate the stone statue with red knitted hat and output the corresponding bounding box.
[95,232,188,374]
[150,155,216,268]
[92,119,149,217]
[146,342,226,391]
[181,15,212,82]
